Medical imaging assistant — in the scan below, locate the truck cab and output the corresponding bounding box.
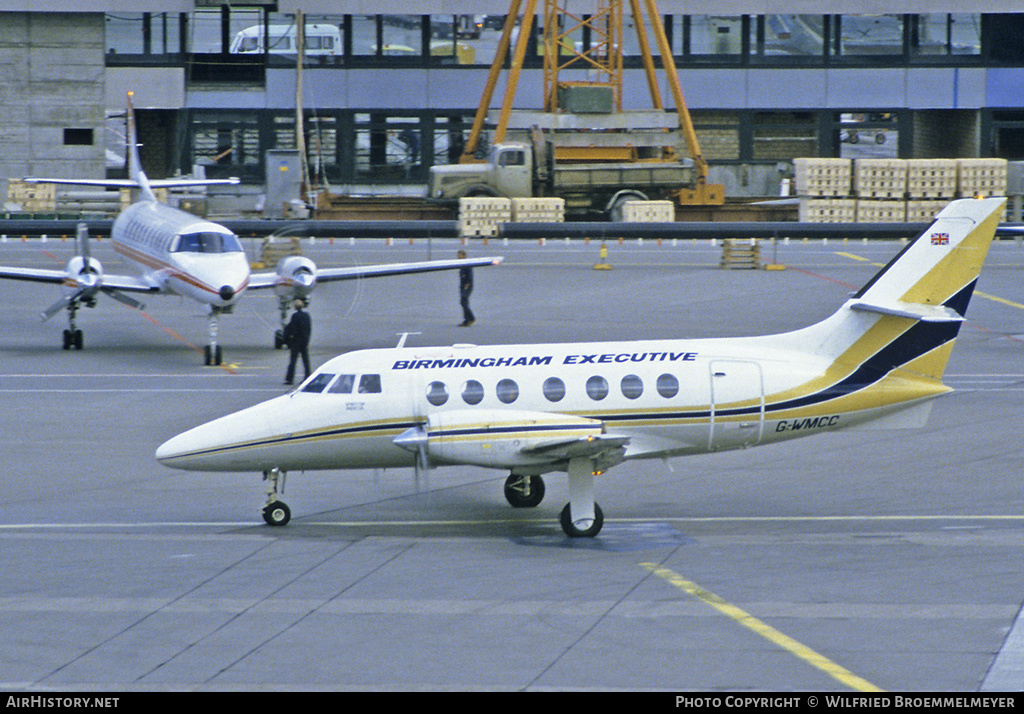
[429,142,533,201]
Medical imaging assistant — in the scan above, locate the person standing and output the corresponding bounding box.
[283,299,312,385]
[458,249,475,326]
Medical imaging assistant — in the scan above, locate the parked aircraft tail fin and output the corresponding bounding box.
[24,92,238,202]
[775,197,1004,406]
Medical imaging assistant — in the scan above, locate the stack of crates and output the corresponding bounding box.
[905,159,958,222]
[458,196,512,237]
[511,197,564,223]
[853,159,906,223]
[793,158,855,223]
[6,180,56,213]
[794,158,851,197]
[958,159,1007,198]
[798,197,856,222]
[793,156,1008,224]
[621,200,675,222]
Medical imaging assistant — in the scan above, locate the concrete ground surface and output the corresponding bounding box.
[0,232,1022,692]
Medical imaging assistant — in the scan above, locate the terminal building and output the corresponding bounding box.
[3,1,1024,206]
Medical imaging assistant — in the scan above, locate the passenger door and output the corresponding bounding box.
[709,359,764,450]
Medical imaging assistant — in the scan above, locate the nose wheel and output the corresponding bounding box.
[262,468,290,526]
[263,500,291,526]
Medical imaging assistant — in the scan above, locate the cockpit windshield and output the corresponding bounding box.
[174,231,244,254]
[300,372,381,394]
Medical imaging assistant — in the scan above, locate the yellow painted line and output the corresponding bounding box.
[640,563,884,692]
[976,290,1024,311]
[836,251,872,263]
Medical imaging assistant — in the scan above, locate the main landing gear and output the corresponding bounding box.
[262,467,291,526]
[503,459,605,538]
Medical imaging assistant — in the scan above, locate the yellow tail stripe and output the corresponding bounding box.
[641,563,884,692]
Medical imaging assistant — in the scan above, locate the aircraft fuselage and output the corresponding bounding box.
[112,201,250,309]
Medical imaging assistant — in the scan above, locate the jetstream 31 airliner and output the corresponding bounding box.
[157,197,1005,536]
[0,94,502,365]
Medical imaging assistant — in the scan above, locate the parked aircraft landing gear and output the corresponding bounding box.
[560,502,603,538]
[504,474,545,508]
[262,467,290,526]
[561,457,604,537]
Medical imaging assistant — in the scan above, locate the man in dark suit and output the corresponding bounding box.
[458,249,475,326]
[283,299,312,385]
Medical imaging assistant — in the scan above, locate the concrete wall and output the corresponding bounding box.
[0,12,105,182]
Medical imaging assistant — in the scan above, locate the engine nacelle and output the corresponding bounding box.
[273,255,317,299]
[63,255,103,300]
[421,409,605,469]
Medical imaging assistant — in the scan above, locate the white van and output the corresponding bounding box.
[230,24,341,56]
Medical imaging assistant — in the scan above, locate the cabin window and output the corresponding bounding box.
[358,374,382,393]
[586,375,609,401]
[543,376,566,402]
[302,373,334,393]
[496,378,519,404]
[657,373,679,398]
[328,374,355,394]
[621,374,644,400]
[461,379,484,405]
[426,381,449,406]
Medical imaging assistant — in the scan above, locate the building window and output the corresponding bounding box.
[64,129,94,146]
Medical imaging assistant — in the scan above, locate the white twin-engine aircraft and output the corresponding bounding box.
[157,197,1005,537]
[0,94,502,365]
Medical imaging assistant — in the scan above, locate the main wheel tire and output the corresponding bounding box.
[262,500,291,526]
[560,502,604,538]
[504,474,545,508]
[214,345,223,365]
[62,329,72,350]
[73,329,83,350]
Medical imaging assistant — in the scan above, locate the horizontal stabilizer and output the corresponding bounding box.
[848,299,964,323]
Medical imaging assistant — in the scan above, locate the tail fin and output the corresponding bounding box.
[24,92,238,201]
[785,197,1004,386]
[849,196,1004,321]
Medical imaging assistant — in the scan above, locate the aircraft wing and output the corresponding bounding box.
[0,266,69,284]
[522,434,631,461]
[24,177,239,190]
[98,275,161,293]
[248,255,504,289]
[0,265,158,292]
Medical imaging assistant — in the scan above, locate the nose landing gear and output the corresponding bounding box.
[262,467,290,526]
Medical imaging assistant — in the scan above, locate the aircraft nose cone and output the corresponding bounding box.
[219,285,235,301]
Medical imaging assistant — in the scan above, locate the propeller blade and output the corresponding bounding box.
[101,287,145,311]
[41,290,82,321]
[76,222,91,263]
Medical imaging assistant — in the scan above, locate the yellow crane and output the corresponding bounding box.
[459,0,724,206]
